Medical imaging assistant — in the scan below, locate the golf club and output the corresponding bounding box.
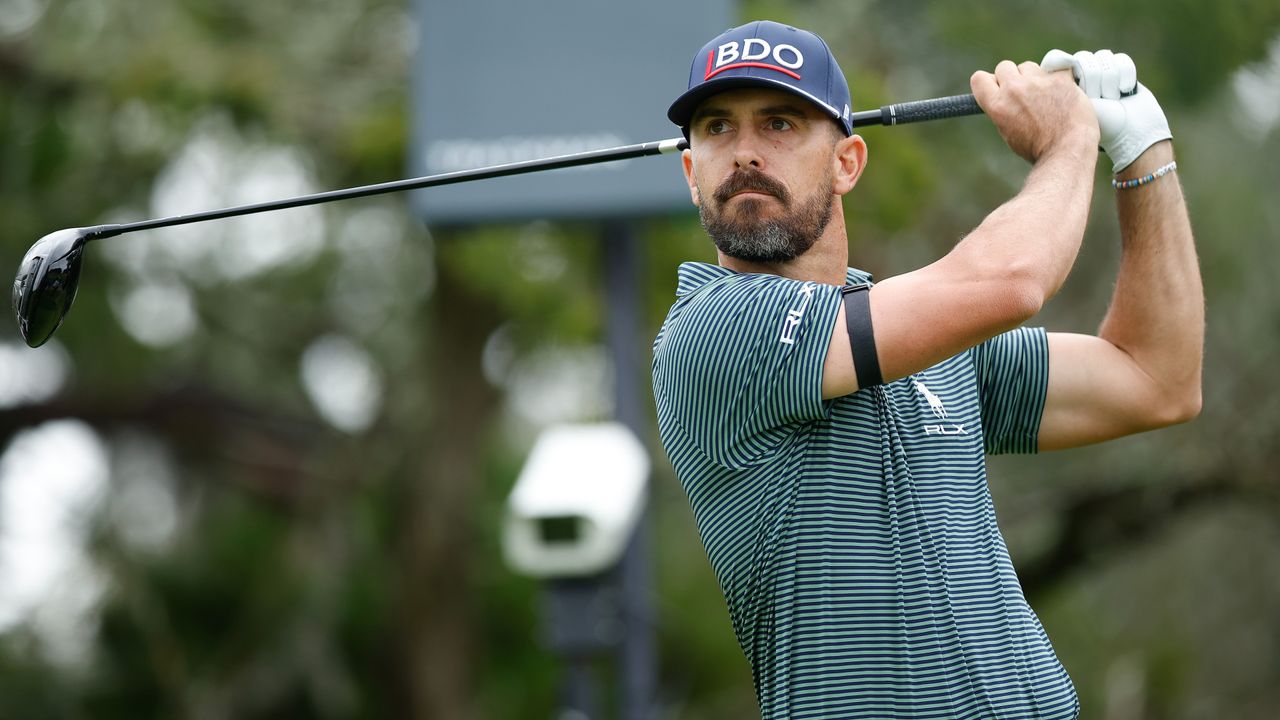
[11,93,982,348]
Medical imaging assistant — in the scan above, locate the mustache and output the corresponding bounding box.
[713,169,791,205]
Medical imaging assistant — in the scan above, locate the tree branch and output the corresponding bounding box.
[1018,476,1269,601]
[0,381,328,503]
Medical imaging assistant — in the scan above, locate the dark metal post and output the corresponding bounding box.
[544,577,614,718]
[603,219,656,720]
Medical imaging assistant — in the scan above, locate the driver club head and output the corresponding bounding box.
[12,227,93,348]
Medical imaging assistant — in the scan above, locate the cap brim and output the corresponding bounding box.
[667,75,846,132]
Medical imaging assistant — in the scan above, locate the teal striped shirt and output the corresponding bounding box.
[652,263,1077,719]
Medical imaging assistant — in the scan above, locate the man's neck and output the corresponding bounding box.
[718,209,850,286]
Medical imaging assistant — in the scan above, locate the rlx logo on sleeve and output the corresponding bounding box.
[706,39,805,80]
[779,283,816,345]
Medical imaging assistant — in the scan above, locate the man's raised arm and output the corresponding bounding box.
[1037,51,1204,450]
[823,58,1099,398]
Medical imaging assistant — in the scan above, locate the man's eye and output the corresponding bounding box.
[768,118,793,131]
[707,120,730,135]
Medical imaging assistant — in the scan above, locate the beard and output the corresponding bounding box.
[698,168,834,263]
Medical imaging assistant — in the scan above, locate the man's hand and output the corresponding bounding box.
[970,59,1098,164]
[1041,49,1172,173]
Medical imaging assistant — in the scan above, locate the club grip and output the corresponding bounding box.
[883,93,983,125]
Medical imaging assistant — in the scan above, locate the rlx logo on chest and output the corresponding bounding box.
[914,379,969,436]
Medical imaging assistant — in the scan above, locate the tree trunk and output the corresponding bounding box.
[396,238,502,720]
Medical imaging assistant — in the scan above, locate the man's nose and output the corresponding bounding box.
[732,130,764,170]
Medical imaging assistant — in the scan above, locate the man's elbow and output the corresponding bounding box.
[1170,386,1203,425]
[1003,275,1047,325]
[1148,383,1203,429]
[983,255,1049,324]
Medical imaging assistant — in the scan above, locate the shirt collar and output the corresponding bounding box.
[675,262,874,297]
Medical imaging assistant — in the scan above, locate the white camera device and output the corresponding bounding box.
[503,423,650,578]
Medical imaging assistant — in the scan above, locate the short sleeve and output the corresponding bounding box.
[967,326,1050,455]
[653,272,842,470]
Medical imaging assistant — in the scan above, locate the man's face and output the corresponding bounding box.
[683,87,843,263]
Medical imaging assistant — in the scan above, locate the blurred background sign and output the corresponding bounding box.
[410,0,732,223]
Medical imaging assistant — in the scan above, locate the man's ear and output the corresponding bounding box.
[832,134,868,195]
[681,148,701,206]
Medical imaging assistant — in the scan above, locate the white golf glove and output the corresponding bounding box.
[1041,49,1172,172]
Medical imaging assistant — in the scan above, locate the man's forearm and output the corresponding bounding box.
[1099,140,1204,413]
[954,132,1098,306]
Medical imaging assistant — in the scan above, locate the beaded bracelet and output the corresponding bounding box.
[1112,161,1178,190]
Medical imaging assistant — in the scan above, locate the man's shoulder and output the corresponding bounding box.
[672,262,792,301]
[674,262,735,298]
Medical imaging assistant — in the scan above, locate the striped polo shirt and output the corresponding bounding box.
[652,262,1078,719]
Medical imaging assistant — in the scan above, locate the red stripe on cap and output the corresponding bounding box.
[706,50,714,79]
[705,62,802,81]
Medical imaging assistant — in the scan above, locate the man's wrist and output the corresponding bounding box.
[1115,140,1174,181]
[1035,122,1099,159]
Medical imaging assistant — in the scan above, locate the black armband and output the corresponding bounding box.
[842,284,883,388]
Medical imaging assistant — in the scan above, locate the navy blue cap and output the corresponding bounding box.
[668,21,853,136]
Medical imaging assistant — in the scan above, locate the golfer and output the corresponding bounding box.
[652,21,1202,719]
